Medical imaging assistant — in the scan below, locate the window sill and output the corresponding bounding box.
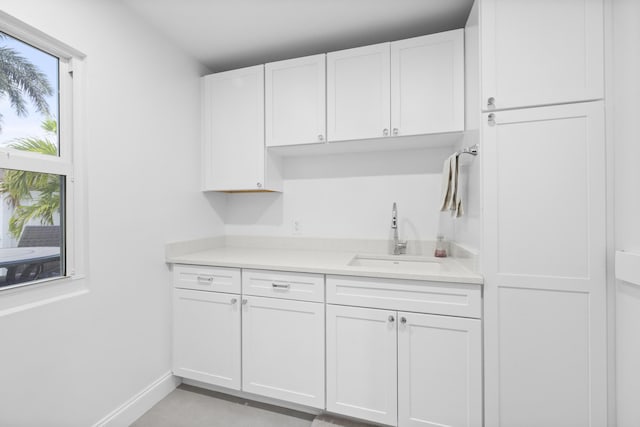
[0,274,88,316]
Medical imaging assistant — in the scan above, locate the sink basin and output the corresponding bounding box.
[348,254,445,274]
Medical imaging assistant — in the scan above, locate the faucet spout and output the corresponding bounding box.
[391,202,406,255]
[392,202,398,229]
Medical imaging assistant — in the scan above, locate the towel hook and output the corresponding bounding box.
[456,144,479,157]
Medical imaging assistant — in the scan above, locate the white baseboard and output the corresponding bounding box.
[93,372,181,427]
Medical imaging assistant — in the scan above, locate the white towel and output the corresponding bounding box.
[440,153,463,218]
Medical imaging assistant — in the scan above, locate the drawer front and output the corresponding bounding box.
[173,264,241,294]
[242,269,325,302]
[326,275,481,319]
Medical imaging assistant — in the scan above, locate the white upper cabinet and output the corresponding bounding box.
[202,29,465,190]
[327,43,391,142]
[391,30,464,136]
[481,0,604,110]
[327,31,464,143]
[202,65,282,192]
[265,54,326,147]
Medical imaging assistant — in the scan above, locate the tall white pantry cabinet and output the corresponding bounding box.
[478,0,607,426]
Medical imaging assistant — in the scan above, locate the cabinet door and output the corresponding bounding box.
[482,102,606,426]
[398,313,482,427]
[481,0,604,110]
[327,43,391,142]
[265,54,326,147]
[326,305,397,426]
[391,30,464,136]
[172,289,241,389]
[242,296,324,408]
[202,65,266,191]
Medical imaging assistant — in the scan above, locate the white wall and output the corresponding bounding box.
[225,146,458,244]
[612,0,640,426]
[0,1,225,426]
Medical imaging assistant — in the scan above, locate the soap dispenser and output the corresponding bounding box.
[434,235,447,258]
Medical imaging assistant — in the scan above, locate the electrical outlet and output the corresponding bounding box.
[293,220,302,235]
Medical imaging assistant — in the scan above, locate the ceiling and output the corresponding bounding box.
[118,0,474,73]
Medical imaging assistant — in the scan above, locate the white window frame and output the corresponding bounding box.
[0,11,87,310]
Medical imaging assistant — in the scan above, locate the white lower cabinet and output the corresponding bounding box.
[242,295,325,408]
[173,266,481,425]
[397,313,482,427]
[172,288,241,389]
[326,305,398,425]
[173,266,325,408]
[326,275,482,427]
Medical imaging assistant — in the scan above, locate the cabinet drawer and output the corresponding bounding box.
[327,275,481,319]
[242,269,324,302]
[173,264,241,294]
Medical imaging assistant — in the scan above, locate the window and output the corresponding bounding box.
[0,16,83,292]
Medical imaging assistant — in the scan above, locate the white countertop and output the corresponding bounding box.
[167,245,483,285]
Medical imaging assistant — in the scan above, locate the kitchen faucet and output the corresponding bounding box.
[391,202,407,255]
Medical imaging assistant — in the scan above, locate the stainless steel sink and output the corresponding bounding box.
[348,254,445,274]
